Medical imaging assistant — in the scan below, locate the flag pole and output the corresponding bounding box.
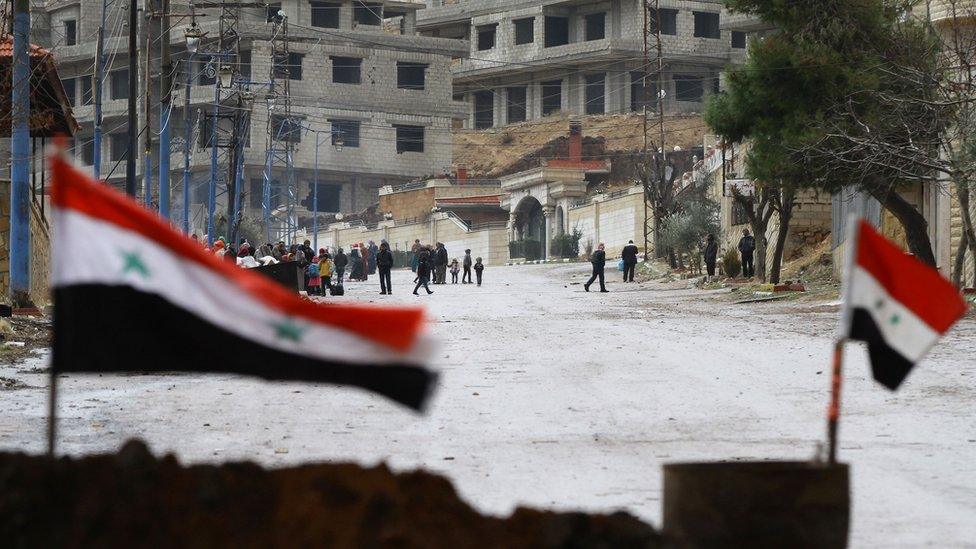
[826,340,845,463]
[47,369,58,456]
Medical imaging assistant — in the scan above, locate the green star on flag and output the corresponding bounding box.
[271,318,305,342]
[120,250,150,279]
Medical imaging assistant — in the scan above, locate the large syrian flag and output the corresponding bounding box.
[839,219,967,390]
[50,154,436,411]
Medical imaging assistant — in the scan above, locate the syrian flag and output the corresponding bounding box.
[839,219,967,390]
[50,154,436,411]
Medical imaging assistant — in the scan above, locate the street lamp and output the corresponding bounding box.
[184,23,204,54]
[333,134,344,152]
[218,65,234,89]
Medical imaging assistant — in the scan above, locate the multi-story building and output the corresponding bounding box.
[417,0,742,129]
[43,0,467,233]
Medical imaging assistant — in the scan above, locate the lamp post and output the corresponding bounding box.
[207,65,219,247]
[312,130,342,252]
[182,23,203,235]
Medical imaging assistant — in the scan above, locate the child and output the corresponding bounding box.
[306,256,322,295]
[319,251,334,293]
[449,258,460,284]
[474,257,484,287]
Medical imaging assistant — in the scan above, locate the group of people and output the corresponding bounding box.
[409,239,484,296]
[702,229,756,279]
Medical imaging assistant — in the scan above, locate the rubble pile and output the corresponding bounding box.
[0,440,661,548]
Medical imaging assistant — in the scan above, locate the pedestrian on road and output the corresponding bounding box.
[704,233,719,279]
[585,243,609,293]
[334,247,348,285]
[307,256,322,295]
[738,229,756,278]
[302,240,314,264]
[377,241,394,295]
[462,249,473,284]
[414,247,434,296]
[358,242,369,282]
[367,240,378,275]
[474,257,484,286]
[450,258,460,284]
[622,240,639,282]
[319,250,334,292]
[434,242,448,284]
[411,239,422,273]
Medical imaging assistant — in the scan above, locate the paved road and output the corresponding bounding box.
[1,263,974,547]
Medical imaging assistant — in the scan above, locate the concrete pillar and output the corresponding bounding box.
[593,198,601,246]
[543,206,554,259]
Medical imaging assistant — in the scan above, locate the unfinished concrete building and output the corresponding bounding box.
[43,0,467,234]
[417,0,740,129]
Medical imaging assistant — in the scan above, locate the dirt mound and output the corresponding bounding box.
[0,440,660,548]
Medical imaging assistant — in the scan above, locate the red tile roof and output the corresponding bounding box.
[0,36,53,58]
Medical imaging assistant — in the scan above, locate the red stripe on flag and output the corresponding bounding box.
[855,220,966,334]
[50,154,425,352]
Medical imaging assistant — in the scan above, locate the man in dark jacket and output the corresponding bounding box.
[584,243,609,292]
[413,247,434,296]
[377,241,394,295]
[434,242,449,284]
[738,229,756,278]
[704,233,719,279]
[462,249,473,284]
[621,240,639,282]
[334,248,348,285]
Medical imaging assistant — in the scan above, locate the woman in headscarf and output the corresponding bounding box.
[349,245,364,281]
[359,242,369,282]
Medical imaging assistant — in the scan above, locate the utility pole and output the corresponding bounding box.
[144,2,153,207]
[183,17,202,235]
[125,0,138,196]
[262,11,297,245]
[653,0,667,259]
[159,0,172,218]
[92,0,109,180]
[641,0,667,260]
[10,0,31,305]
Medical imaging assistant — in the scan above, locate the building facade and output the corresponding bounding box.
[418,0,742,129]
[44,0,467,235]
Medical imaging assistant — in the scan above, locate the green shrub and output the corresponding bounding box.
[722,248,741,278]
[550,226,584,258]
[523,238,542,261]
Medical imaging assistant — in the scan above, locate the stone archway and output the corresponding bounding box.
[512,196,546,259]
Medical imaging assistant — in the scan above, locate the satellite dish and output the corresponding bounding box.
[335,213,344,221]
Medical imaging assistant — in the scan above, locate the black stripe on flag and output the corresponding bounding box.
[848,308,915,390]
[53,285,437,411]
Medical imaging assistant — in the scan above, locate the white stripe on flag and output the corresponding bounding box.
[53,208,432,366]
[848,266,939,363]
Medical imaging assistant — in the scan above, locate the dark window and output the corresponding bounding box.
[651,8,677,36]
[61,77,76,106]
[249,178,264,209]
[271,115,302,143]
[584,12,606,41]
[199,113,216,149]
[239,49,252,78]
[354,2,382,26]
[287,52,304,80]
[311,2,341,28]
[477,24,496,51]
[110,133,128,162]
[694,12,720,39]
[513,17,534,45]
[266,3,282,22]
[80,75,92,105]
[64,20,77,46]
[193,178,209,204]
[674,75,704,102]
[541,79,562,115]
[584,73,605,115]
[330,119,360,148]
[630,71,657,112]
[474,91,494,129]
[304,183,342,212]
[110,69,129,100]
[731,31,747,49]
[395,124,424,153]
[713,77,720,94]
[81,137,95,165]
[732,198,751,225]
[331,56,361,84]
[397,62,427,90]
[544,16,570,47]
[507,86,527,123]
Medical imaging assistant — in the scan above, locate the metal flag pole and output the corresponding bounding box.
[826,341,845,463]
[47,370,58,456]
[826,215,861,464]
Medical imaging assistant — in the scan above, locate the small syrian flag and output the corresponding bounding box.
[839,219,967,390]
[50,154,436,411]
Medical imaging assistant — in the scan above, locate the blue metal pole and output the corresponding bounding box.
[182,57,192,234]
[158,0,171,219]
[313,133,320,251]
[207,79,218,246]
[92,0,108,180]
[10,0,31,304]
[229,112,246,246]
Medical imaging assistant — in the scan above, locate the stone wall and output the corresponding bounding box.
[567,187,644,259]
[0,181,52,306]
[948,183,976,286]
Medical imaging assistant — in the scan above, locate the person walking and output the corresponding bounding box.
[413,247,434,295]
[334,247,348,285]
[449,258,460,284]
[584,243,609,292]
[474,257,485,286]
[462,249,473,284]
[377,241,394,295]
[704,233,719,279]
[738,229,756,278]
[621,240,639,283]
[411,239,422,273]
